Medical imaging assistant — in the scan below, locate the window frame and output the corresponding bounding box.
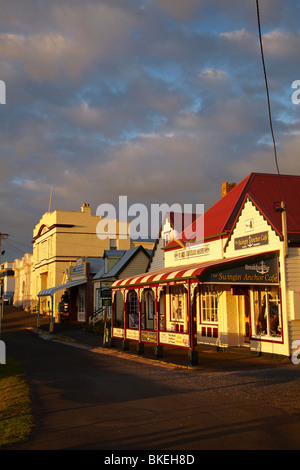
[170,285,186,323]
[250,285,282,340]
[128,290,139,329]
[200,284,219,324]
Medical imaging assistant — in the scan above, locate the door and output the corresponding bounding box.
[77,286,86,322]
[232,286,250,345]
[244,293,250,343]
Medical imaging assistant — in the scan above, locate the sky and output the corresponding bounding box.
[0,0,300,261]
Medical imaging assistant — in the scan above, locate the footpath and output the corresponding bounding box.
[3,306,291,372]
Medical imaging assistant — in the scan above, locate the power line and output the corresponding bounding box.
[8,238,33,250]
[255,0,288,258]
[255,0,284,202]
[4,240,29,257]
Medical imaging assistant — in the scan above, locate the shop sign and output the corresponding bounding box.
[174,244,209,261]
[204,256,278,284]
[159,331,190,348]
[126,329,139,341]
[234,231,268,250]
[141,331,157,343]
[112,327,124,338]
[72,264,84,274]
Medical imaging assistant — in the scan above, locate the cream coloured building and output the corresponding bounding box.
[111,173,300,363]
[32,202,133,317]
[13,253,34,309]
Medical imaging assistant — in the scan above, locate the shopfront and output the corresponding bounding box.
[196,252,282,348]
[110,250,284,362]
[110,171,300,361]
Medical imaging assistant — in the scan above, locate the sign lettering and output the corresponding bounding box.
[204,256,278,284]
[234,231,268,250]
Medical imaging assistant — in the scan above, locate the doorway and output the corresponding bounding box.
[77,286,86,322]
[232,285,250,345]
[243,293,250,343]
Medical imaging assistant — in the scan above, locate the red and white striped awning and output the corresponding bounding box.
[112,254,252,289]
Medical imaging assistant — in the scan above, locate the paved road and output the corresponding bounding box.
[2,308,300,451]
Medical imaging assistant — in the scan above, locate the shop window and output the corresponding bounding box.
[252,286,281,338]
[201,285,218,323]
[141,290,155,329]
[78,287,85,313]
[114,291,124,327]
[145,290,154,320]
[170,285,185,323]
[128,291,139,329]
[159,292,165,330]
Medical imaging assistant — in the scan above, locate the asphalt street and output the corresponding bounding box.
[1,307,300,452]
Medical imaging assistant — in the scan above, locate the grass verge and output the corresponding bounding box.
[0,356,34,448]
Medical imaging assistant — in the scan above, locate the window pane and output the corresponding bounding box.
[268,286,281,337]
[253,286,281,338]
[128,291,138,328]
[171,285,185,322]
[201,285,218,323]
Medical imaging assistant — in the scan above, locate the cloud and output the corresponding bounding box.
[0,2,138,81]
[262,29,300,59]
[153,0,204,20]
[0,32,80,80]
[0,0,299,261]
[199,68,229,82]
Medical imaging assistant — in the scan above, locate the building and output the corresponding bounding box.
[32,202,132,319]
[147,212,197,273]
[110,173,300,363]
[0,261,15,304]
[63,257,103,323]
[13,253,34,309]
[93,246,151,327]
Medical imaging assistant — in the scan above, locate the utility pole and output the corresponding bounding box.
[0,233,9,330]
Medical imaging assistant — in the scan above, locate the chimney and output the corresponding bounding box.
[222,182,236,198]
[81,203,91,214]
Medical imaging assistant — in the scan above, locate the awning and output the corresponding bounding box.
[38,279,86,297]
[112,254,256,289]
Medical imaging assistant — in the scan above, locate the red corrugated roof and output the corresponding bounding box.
[246,173,300,238]
[170,172,300,245]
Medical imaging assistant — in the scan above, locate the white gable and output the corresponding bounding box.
[225,197,281,257]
